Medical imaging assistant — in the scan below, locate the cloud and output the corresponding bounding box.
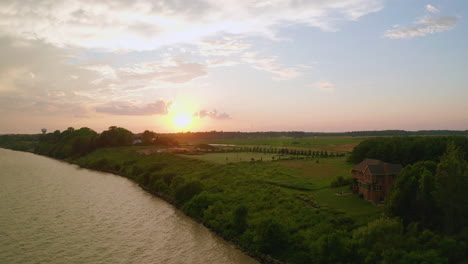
[84,58,208,91]
[311,81,335,91]
[0,35,208,118]
[194,109,231,120]
[426,4,439,14]
[384,16,458,39]
[118,60,207,84]
[0,0,384,50]
[0,36,105,117]
[206,59,238,68]
[200,36,251,56]
[242,52,301,80]
[95,100,171,116]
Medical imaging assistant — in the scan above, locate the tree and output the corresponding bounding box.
[435,143,468,234]
[352,218,404,264]
[142,130,156,145]
[253,219,289,256]
[175,181,204,206]
[98,126,133,147]
[385,161,438,227]
[233,205,248,234]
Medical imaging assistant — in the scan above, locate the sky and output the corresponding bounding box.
[0,0,467,134]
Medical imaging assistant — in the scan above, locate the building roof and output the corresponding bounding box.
[352,159,383,172]
[353,158,402,176]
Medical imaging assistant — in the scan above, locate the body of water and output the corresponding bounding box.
[0,148,257,264]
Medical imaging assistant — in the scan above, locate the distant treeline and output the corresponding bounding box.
[0,127,178,159]
[232,146,345,158]
[348,136,468,165]
[164,130,468,141]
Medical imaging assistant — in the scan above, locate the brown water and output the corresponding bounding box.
[0,148,257,264]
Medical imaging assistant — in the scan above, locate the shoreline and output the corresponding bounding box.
[73,160,285,264]
[1,147,284,264]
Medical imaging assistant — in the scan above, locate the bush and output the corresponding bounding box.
[330,175,352,188]
[175,181,204,206]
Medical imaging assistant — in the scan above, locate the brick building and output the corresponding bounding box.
[351,159,402,204]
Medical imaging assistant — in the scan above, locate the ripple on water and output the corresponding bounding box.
[0,148,257,264]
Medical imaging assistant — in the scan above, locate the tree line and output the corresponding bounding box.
[230,146,345,157]
[0,126,178,159]
[348,136,468,165]
[165,130,468,141]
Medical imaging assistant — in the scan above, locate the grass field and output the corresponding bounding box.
[175,137,382,222]
[176,151,382,223]
[178,152,302,164]
[188,136,364,152]
[264,157,382,223]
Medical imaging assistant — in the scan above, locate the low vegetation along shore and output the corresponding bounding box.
[1,127,467,264]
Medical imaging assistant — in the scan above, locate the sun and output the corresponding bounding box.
[166,101,199,131]
[173,114,192,129]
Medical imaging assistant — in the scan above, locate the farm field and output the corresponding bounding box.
[188,136,365,152]
[178,152,300,164]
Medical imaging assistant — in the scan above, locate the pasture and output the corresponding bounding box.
[179,152,302,164]
[189,136,364,152]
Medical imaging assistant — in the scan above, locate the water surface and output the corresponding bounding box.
[0,148,257,264]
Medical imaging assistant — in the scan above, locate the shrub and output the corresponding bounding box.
[175,181,204,206]
[330,175,352,188]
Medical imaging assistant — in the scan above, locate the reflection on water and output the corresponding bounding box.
[0,148,257,264]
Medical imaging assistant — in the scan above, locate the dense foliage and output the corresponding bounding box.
[0,134,39,151]
[34,127,99,158]
[348,136,468,165]
[386,144,468,236]
[98,126,133,148]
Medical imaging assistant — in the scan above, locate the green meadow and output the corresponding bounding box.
[188,136,363,152]
[177,151,381,224]
[179,152,297,164]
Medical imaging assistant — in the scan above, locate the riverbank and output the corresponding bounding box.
[66,146,380,264]
[69,147,298,264]
[0,148,258,264]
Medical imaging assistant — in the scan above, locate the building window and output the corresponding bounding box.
[374,184,382,191]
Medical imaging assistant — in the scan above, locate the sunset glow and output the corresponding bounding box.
[0,0,466,134]
[173,114,193,130]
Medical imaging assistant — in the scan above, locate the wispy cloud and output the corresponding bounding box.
[384,16,457,39]
[84,58,208,91]
[311,81,335,91]
[194,109,231,120]
[242,52,301,80]
[95,100,171,116]
[0,0,384,50]
[200,37,250,56]
[425,4,439,14]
